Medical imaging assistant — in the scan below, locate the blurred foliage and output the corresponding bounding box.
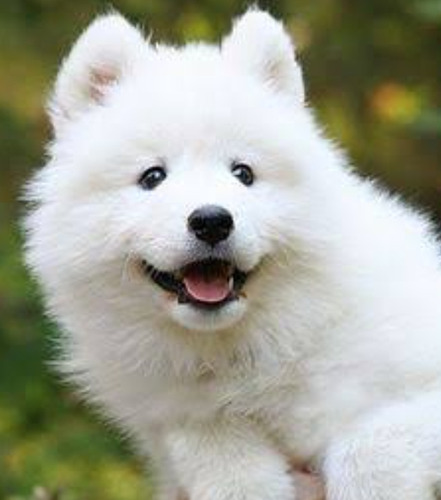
[0,0,440,498]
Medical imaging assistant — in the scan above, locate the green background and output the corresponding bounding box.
[1,0,440,498]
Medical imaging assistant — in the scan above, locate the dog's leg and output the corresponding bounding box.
[174,471,326,500]
[324,390,441,500]
[163,417,296,500]
[154,467,182,500]
[142,431,182,500]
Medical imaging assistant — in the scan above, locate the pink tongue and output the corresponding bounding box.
[183,272,230,303]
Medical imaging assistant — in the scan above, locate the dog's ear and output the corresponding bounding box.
[49,13,146,134]
[222,9,304,103]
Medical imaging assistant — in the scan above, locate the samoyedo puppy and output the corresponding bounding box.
[24,9,441,500]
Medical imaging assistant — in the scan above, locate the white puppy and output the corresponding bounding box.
[24,9,441,500]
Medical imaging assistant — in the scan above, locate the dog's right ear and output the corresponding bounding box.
[49,14,146,135]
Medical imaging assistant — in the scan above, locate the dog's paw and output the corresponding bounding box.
[324,437,434,500]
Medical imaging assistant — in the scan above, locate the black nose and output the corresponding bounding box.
[188,205,234,246]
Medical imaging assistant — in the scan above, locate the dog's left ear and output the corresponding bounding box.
[222,9,305,103]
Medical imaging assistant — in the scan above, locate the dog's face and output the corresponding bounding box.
[26,11,335,333]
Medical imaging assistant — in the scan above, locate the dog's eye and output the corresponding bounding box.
[138,166,167,190]
[231,163,254,187]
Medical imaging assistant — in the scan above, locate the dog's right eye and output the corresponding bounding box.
[138,166,167,190]
[231,162,254,187]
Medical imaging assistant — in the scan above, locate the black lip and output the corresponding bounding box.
[142,258,248,310]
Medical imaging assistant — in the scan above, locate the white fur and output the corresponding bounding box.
[25,9,441,500]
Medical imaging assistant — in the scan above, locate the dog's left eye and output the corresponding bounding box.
[231,163,254,187]
[138,166,167,190]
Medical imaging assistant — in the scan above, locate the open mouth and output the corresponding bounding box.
[142,258,248,310]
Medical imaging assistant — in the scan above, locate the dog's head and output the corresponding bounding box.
[26,10,339,334]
